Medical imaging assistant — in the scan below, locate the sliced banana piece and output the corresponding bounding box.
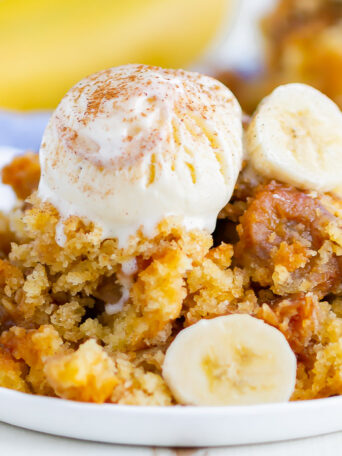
[162,314,296,406]
[246,83,342,195]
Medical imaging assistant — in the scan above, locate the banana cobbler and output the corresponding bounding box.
[0,65,342,406]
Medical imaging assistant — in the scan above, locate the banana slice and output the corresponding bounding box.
[162,314,296,406]
[246,83,342,195]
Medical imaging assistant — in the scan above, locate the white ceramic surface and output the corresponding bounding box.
[0,387,341,447]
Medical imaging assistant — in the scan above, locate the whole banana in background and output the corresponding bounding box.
[0,0,233,110]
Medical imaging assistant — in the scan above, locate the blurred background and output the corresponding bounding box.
[0,0,341,150]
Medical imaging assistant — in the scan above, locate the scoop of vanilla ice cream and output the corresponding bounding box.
[38,64,243,246]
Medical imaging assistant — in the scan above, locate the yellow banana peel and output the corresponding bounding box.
[0,0,231,110]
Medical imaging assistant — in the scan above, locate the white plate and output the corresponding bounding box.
[0,387,341,447]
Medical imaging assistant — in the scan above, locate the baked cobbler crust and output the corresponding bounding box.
[1,153,342,403]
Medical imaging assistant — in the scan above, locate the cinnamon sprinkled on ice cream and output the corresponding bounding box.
[38,64,243,246]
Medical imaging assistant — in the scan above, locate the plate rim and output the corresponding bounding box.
[1,387,342,447]
[1,385,341,414]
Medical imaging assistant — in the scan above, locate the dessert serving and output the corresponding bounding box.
[1,64,342,406]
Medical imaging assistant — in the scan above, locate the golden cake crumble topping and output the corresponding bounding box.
[0,151,342,404]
